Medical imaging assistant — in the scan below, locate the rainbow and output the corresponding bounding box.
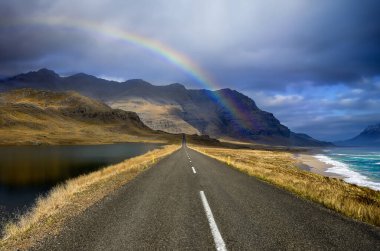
[4,16,253,130]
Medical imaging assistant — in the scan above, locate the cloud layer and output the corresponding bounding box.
[0,0,379,140]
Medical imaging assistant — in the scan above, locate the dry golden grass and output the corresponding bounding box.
[0,89,180,146]
[0,144,180,250]
[190,145,380,227]
[0,105,171,145]
[0,123,167,146]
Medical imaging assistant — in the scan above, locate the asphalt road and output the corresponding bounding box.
[37,144,380,250]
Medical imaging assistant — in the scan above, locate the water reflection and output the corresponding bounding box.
[0,143,160,222]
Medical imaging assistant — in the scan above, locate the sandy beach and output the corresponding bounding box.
[295,153,345,179]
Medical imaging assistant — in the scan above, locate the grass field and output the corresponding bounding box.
[0,122,166,146]
[190,145,380,227]
[0,144,180,250]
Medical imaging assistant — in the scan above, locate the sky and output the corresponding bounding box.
[0,0,379,141]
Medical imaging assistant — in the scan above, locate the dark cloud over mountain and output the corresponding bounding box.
[0,0,379,140]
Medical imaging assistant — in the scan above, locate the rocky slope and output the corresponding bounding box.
[0,69,331,146]
[336,123,380,146]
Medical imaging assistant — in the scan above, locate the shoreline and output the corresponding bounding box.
[295,152,345,179]
[295,148,380,192]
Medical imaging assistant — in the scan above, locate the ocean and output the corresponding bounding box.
[315,147,380,191]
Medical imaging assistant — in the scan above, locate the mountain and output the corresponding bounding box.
[336,123,380,146]
[0,88,174,145]
[0,69,331,146]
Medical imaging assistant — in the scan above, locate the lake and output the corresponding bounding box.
[0,143,161,224]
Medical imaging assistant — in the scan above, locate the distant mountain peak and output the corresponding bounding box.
[36,68,59,76]
[335,122,380,146]
[10,68,60,83]
[216,88,259,110]
[124,79,152,86]
[66,72,99,80]
[218,87,234,92]
[167,83,186,89]
[363,123,380,132]
[357,123,380,138]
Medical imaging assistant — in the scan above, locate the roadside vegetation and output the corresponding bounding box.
[0,145,180,250]
[190,145,380,227]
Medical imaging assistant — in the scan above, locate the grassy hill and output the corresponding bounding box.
[0,89,177,145]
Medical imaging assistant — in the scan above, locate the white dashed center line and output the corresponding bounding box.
[192,166,197,174]
[200,191,227,251]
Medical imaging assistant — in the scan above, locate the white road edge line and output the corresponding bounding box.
[199,191,227,251]
[192,166,197,174]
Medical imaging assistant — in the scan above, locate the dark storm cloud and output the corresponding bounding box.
[1,0,379,84]
[0,0,379,140]
[193,0,380,93]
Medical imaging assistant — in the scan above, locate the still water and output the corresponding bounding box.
[0,143,161,223]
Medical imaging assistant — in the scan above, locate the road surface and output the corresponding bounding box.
[36,144,380,250]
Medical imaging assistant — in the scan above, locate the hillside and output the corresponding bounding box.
[0,88,173,145]
[336,123,380,146]
[0,69,331,146]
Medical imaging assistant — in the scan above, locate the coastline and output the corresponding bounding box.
[296,148,380,191]
[295,152,345,179]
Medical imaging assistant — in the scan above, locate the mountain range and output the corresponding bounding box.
[335,123,380,146]
[0,69,331,146]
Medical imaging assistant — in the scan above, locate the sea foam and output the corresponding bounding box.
[314,154,380,191]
